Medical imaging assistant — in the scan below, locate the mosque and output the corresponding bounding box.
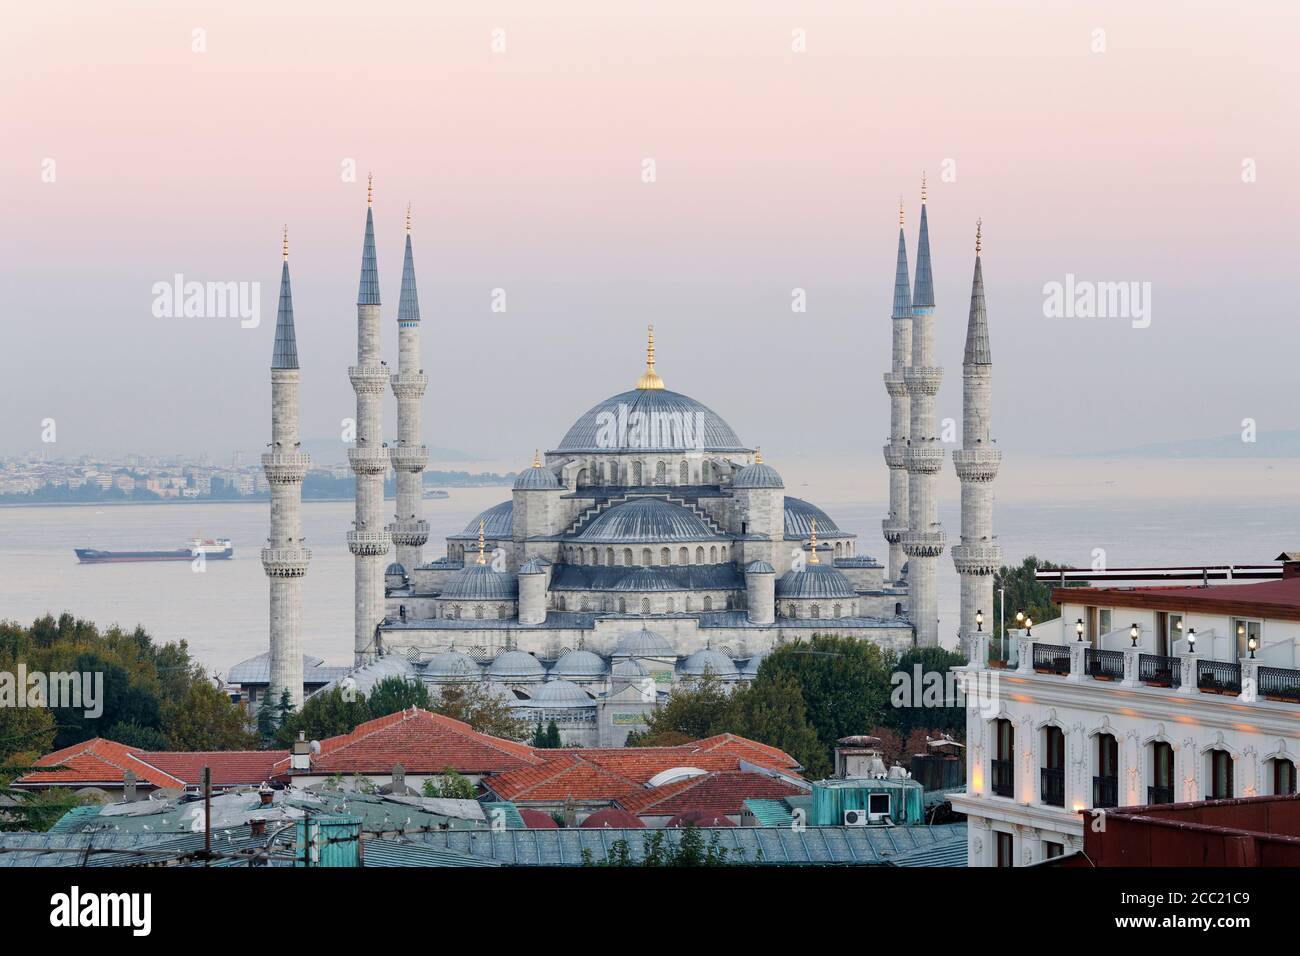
[247,175,999,745]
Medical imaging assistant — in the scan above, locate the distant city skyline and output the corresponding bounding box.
[5,0,1297,472]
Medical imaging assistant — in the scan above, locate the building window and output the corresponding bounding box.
[1041,726,1065,807]
[1094,734,1119,808]
[656,460,667,483]
[833,604,842,618]
[680,461,690,484]
[695,546,704,564]
[1208,749,1234,800]
[1043,841,1064,860]
[992,719,1014,798]
[641,548,652,566]
[996,830,1014,868]
[623,548,633,566]
[556,597,566,611]
[709,546,717,562]
[641,597,650,614]
[720,546,728,562]
[1231,619,1261,659]
[1150,741,1175,804]
[580,596,589,612]
[703,596,712,611]
[787,604,797,619]
[618,598,627,613]
[678,547,688,564]
[498,606,507,620]
[1098,608,1112,639]
[702,461,711,483]
[632,461,643,484]
[660,547,671,565]
[1273,758,1296,796]
[606,548,615,565]
[666,597,674,613]
[810,604,820,619]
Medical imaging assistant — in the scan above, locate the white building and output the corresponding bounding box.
[951,558,1300,866]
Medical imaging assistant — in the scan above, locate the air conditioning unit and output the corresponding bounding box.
[867,792,893,823]
[843,809,868,826]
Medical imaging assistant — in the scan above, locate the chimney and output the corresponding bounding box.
[392,763,406,794]
[1279,553,1300,580]
[123,769,138,802]
[291,730,312,771]
[249,817,267,837]
[258,782,274,806]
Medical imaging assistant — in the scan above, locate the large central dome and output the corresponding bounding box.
[556,388,747,453]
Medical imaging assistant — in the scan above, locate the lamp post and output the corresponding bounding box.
[1248,635,1257,660]
[976,609,983,632]
[1187,628,1197,654]
[1130,623,1139,648]
[1076,618,1085,642]
[1025,616,1033,638]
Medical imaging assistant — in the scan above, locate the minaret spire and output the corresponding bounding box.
[953,219,1001,656]
[882,202,913,584]
[264,228,311,708]
[388,203,430,572]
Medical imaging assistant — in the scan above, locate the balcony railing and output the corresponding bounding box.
[1086,648,1125,681]
[1040,767,1065,807]
[991,758,1015,798]
[1258,665,1300,703]
[1138,653,1180,688]
[1148,784,1174,805]
[1197,659,1242,695]
[1093,775,1119,809]
[1033,642,1071,675]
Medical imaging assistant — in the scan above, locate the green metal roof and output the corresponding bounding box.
[743,798,794,828]
[480,801,527,829]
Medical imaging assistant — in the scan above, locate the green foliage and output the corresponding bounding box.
[427,682,529,741]
[0,785,96,833]
[103,721,169,751]
[366,676,431,717]
[886,646,968,737]
[161,680,259,750]
[273,686,370,748]
[583,825,740,867]
[992,556,1078,641]
[634,670,737,742]
[420,766,477,799]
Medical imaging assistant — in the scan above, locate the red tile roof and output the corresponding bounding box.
[617,769,807,817]
[14,738,185,790]
[284,708,542,776]
[133,750,288,787]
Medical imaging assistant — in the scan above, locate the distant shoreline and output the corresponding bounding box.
[0,491,505,510]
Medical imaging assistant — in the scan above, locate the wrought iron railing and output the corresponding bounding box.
[1040,767,1065,807]
[1033,643,1071,675]
[1148,784,1174,805]
[1258,666,1300,703]
[991,758,1015,798]
[1138,653,1180,687]
[1197,659,1242,695]
[1086,648,1125,680]
[1093,775,1119,809]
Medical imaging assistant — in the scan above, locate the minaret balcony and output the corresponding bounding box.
[903,366,943,396]
[902,529,946,557]
[261,547,311,577]
[390,372,429,399]
[952,543,1003,575]
[389,446,428,472]
[883,372,908,398]
[904,445,946,473]
[347,447,391,475]
[346,530,391,556]
[388,519,430,546]
[882,444,907,469]
[261,452,311,483]
[952,448,1002,482]
[348,366,390,394]
[881,518,908,543]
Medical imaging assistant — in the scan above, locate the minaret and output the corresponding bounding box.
[388,204,430,572]
[263,227,311,708]
[881,199,912,584]
[347,175,391,665]
[953,220,1001,657]
[902,175,945,646]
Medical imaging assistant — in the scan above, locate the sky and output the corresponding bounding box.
[2,0,1296,468]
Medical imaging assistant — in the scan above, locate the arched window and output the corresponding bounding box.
[641,548,652,566]
[680,461,690,484]
[811,604,820,619]
[787,604,797,619]
[605,547,615,565]
[695,546,704,563]
[632,461,643,485]
[678,547,688,563]
[556,597,566,611]
[452,604,462,620]
[702,461,711,483]
[618,598,627,613]
[474,606,484,620]
[576,468,588,485]
[1095,733,1119,808]
[594,462,604,484]
[666,597,675,613]
[720,546,728,562]
[623,548,633,566]
[894,602,903,616]
[835,541,842,557]
[1271,758,1296,795]
[833,604,841,618]
[703,596,712,611]
[580,596,589,611]
[498,606,507,620]
[685,597,693,612]
[1207,749,1234,800]
[660,547,671,565]
[641,597,651,614]
[656,460,667,483]
[709,546,717,563]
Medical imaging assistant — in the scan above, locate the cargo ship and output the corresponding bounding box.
[75,538,234,564]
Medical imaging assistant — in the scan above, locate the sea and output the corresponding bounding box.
[1,458,1297,677]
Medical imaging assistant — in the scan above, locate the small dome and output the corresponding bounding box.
[424,649,480,679]
[744,560,775,574]
[385,562,407,576]
[613,627,674,658]
[611,658,649,680]
[775,563,857,599]
[553,649,608,678]
[461,501,513,539]
[576,497,717,543]
[518,808,559,829]
[679,648,739,678]
[557,388,746,454]
[513,462,561,490]
[487,650,545,680]
[783,497,842,538]
[580,808,644,829]
[441,564,519,601]
[521,679,595,708]
[732,461,784,489]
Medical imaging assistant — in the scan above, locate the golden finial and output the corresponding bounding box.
[367,173,373,207]
[635,324,665,390]
[975,218,982,256]
[809,517,820,564]
[532,449,541,468]
[754,446,763,464]
[921,172,927,205]
[282,224,288,262]
[899,198,904,227]
[406,203,412,234]
[476,519,487,565]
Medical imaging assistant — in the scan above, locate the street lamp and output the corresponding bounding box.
[1076,618,1085,642]
[1025,616,1033,637]
[1016,611,1025,631]
[1130,623,1139,648]
[1187,628,1197,654]
[1248,635,1258,659]
[976,609,984,632]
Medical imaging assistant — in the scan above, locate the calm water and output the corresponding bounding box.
[1,482,1296,675]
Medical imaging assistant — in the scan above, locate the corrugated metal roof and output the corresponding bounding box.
[576,498,720,543]
[549,564,743,593]
[743,798,794,828]
[362,838,500,867]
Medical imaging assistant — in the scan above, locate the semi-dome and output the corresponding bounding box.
[555,388,747,454]
[521,679,595,708]
[775,563,857,599]
[613,627,675,658]
[611,658,649,680]
[460,500,513,539]
[783,497,844,539]
[732,461,784,490]
[440,563,519,601]
[424,649,480,679]
[487,650,546,680]
[576,497,716,543]
[513,457,561,490]
[553,649,608,678]
[679,648,739,677]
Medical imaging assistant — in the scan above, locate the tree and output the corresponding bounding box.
[885,646,967,737]
[274,686,370,748]
[104,721,169,751]
[366,676,431,717]
[421,766,477,799]
[427,682,528,741]
[545,720,561,749]
[161,681,259,750]
[993,556,1079,642]
[630,671,737,744]
[530,719,547,748]
[732,672,831,779]
[583,826,741,867]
